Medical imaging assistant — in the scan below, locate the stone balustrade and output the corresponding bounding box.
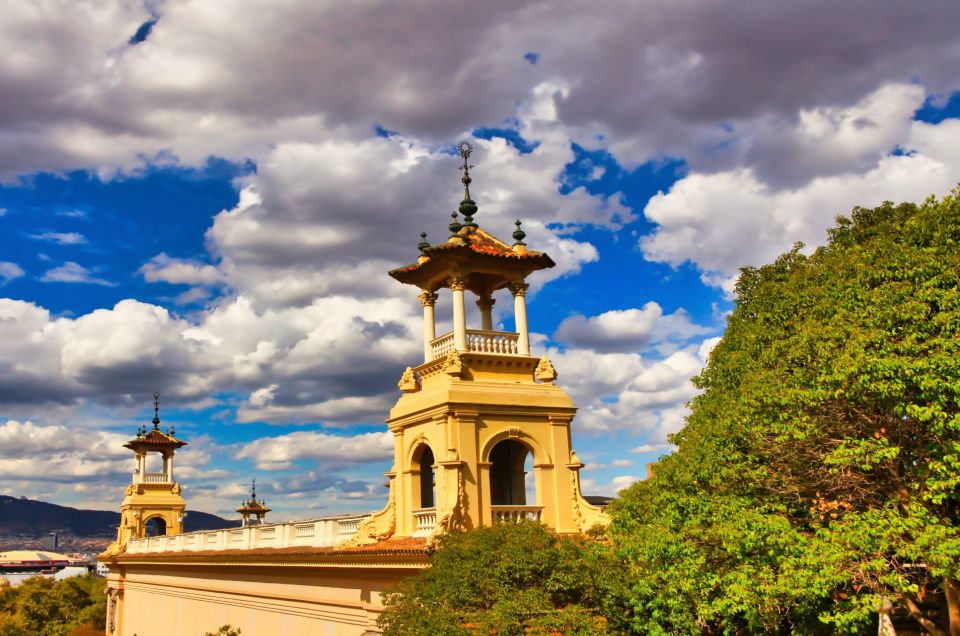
[412,508,437,537]
[429,330,521,361]
[125,513,370,554]
[141,472,169,484]
[490,505,543,523]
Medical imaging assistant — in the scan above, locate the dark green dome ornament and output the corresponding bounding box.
[417,231,430,253]
[512,219,526,244]
[457,140,478,227]
[448,211,462,235]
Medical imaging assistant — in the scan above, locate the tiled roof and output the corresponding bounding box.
[124,427,187,449]
[112,537,430,562]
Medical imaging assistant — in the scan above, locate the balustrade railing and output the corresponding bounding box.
[491,505,543,523]
[124,513,371,554]
[142,472,170,483]
[412,508,437,537]
[429,330,521,361]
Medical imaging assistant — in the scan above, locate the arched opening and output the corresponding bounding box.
[489,440,533,506]
[413,444,435,509]
[144,516,167,537]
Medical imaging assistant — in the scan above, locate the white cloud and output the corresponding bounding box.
[235,430,393,471]
[30,231,87,245]
[141,253,221,285]
[40,261,116,286]
[0,420,129,482]
[642,116,960,291]
[554,302,712,353]
[0,262,24,284]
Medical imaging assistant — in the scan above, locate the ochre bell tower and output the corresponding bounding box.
[105,393,187,553]
[344,142,606,546]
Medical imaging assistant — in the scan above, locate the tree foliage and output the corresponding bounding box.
[378,522,627,635]
[0,574,106,636]
[610,191,960,634]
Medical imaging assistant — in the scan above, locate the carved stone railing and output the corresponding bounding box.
[429,330,521,361]
[491,505,543,523]
[142,473,169,483]
[412,508,436,537]
[125,512,371,554]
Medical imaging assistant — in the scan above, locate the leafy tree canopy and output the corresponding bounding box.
[610,191,960,635]
[378,522,627,636]
[0,573,105,636]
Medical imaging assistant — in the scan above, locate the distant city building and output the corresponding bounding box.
[0,550,89,587]
[42,531,60,551]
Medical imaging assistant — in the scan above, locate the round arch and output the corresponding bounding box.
[479,430,549,467]
[144,515,167,537]
[487,439,535,506]
[410,442,436,509]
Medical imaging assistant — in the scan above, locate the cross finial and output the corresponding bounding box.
[251,478,257,500]
[152,392,160,428]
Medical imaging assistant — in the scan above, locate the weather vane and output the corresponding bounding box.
[457,140,474,198]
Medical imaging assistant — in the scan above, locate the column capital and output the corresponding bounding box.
[508,281,529,297]
[418,290,438,307]
[449,276,466,292]
[475,296,495,311]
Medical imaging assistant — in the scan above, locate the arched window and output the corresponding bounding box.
[489,440,532,506]
[145,516,167,537]
[413,444,435,509]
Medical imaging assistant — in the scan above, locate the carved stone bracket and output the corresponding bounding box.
[535,356,558,384]
[397,367,421,393]
[443,350,464,377]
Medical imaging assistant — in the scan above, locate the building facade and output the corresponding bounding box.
[102,148,607,635]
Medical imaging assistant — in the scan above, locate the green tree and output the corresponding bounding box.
[378,522,627,635]
[610,190,960,634]
[203,626,241,636]
[0,574,105,636]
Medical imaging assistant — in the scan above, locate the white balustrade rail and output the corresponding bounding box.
[429,330,521,361]
[142,473,169,483]
[412,508,437,537]
[125,513,371,554]
[491,506,543,523]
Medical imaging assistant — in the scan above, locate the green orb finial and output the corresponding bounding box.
[417,231,430,253]
[449,211,462,235]
[512,219,526,244]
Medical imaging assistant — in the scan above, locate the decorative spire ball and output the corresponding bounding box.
[457,140,478,227]
[512,219,526,244]
[417,231,430,253]
[152,391,161,429]
[448,211,462,235]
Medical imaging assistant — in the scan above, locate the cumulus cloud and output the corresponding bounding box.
[642,116,960,291]
[40,262,116,286]
[235,430,393,471]
[554,302,711,353]
[0,420,129,482]
[140,253,221,285]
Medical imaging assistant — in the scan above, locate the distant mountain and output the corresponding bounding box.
[0,495,239,537]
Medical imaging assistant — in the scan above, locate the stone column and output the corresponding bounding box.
[418,290,438,362]
[450,276,468,351]
[476,295,495,331]
[510,282,530,355]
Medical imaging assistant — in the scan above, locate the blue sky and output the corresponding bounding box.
[1,0,960,521]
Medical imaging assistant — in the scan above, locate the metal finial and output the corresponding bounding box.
[152,392,160,428]
[251,479,257,501]
[417,231,430,253]
[457,140,478,226]
[449,211,462,235]
[512,219,526,244]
